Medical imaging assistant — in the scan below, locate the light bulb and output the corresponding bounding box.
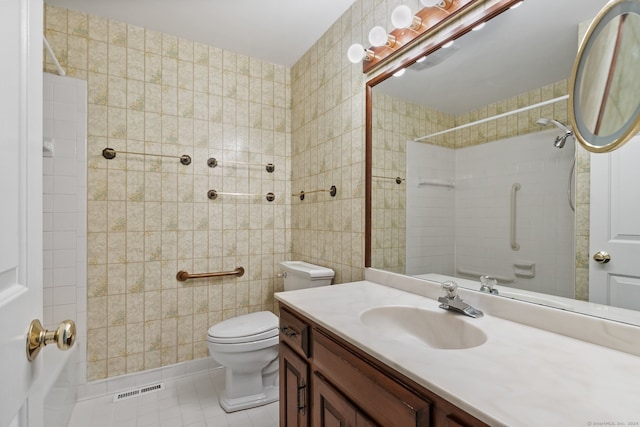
[442,40,454,48]
[393,68,406,77]
[510,1,523,9]
[416,56,426,63]
[347,43,365,63]
[391,5,414,29]
[369,26,390,47]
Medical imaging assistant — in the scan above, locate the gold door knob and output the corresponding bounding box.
[593,251,611,264]
[26,319,76,362]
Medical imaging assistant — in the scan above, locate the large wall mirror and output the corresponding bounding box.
[366,0,640,326]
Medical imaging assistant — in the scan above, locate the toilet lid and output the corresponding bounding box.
[207,311,279,344]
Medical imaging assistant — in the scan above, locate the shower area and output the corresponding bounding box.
[406,123,577,298]
[41,8,296,420]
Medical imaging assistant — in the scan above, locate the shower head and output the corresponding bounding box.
[554,132,573,149]
[537,117,574,148]
[536,117,572,134]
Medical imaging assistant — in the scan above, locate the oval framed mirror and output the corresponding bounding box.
[570,0,640,152]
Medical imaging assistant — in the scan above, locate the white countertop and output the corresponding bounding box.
[275,280,640,426]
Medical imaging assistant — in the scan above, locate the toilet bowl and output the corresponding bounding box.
[207,311,279,412]
[207,261,334,413]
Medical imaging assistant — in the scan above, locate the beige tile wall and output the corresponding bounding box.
[289,2,371,285]
[370,91,455,273]
[456,81,590,300]
[44,4,291,381]
[288,0,516,283]
[369,80,571,278]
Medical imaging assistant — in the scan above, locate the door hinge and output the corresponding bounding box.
[297,380,307,414]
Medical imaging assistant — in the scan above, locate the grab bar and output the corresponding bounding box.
[417,178,455,189]
[207,190,275,202]
[510,183,521,251]
[372,175,405,184]
[207,157,274,173]
[176,267,244,282]
[292,185,337,200]
[102,147,192,165]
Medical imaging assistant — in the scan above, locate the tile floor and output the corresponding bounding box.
[68,369,279,427]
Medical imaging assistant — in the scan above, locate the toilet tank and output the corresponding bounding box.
[279,261,335,291]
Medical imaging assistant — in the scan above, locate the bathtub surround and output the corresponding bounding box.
[44,4,291,381]
[405,142,455,276]
[43,73,88,395]
[32,345,79,427]
[371,74,592,301]
[371,82,569,276]
[403,127,578,296]
[43,70,221,403]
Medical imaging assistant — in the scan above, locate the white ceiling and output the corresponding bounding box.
[46,0,611,112]
[45,0,357,67]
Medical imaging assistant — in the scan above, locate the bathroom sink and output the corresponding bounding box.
[360,306,487,350]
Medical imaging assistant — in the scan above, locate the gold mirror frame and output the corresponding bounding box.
[569,0,640,153]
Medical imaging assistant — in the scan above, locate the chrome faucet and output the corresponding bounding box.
[437,281,484,318]
[479,275,499,295]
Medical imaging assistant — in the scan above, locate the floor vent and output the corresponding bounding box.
[112,383,165,402]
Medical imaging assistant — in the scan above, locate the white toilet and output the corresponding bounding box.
[207,261,334,412]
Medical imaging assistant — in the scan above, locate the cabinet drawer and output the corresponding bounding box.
[279,306,310,358]
[313,329,431,426]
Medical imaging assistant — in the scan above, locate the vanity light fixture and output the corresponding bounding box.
[442,40,455,48]
[351,0,524,73]
[391,5,423,31]
[369,26,397,48]
[393,68,406,77]
[416,56,427,63]
[347,43,374,64]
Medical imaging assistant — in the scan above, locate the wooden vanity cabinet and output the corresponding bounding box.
[279,304,487,427]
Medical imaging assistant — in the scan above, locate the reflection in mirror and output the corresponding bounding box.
[571,0,640,151]
[366,0,640,326]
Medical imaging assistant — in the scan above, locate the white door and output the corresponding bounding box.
[589,137,640,310]
[0,0,44,425]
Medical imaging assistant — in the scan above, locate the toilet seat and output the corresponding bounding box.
[207,311,279,344]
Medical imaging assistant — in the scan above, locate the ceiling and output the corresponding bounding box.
[376,0,610,115]
[45,0,357,67]
[46,0,610,108]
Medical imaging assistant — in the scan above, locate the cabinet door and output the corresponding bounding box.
[280,343,310,427]
[313,330,431,426]
[312,373,357,427]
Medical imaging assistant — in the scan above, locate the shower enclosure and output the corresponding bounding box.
[406,128,576,298]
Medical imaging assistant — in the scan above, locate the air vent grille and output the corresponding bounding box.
[112,383,165,402]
